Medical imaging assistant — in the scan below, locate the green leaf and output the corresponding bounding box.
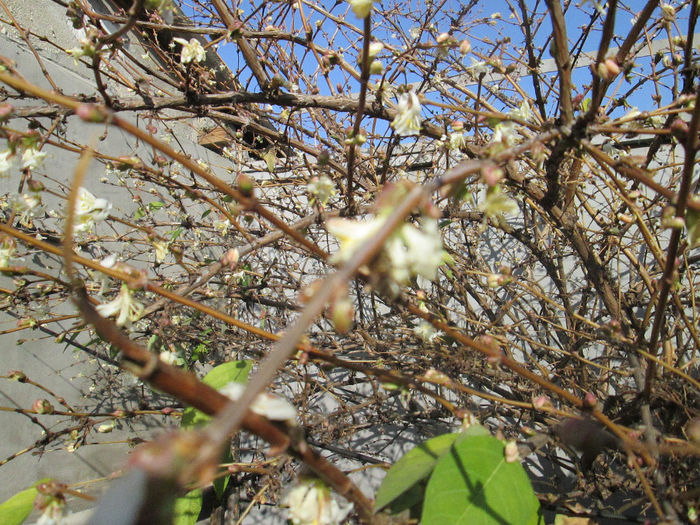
[421,435,540,525]
[181,360,252,428]
[686,207,700,247]
[179,362,250,500]
[374,426,488,513]
[148,201,165,210]
[213,448,232,500]
[0,479,51,525]
[133,207,146,220]
[581,97,591,112]
[172,489,202,525]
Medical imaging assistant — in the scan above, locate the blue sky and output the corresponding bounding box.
[182,0,695,141]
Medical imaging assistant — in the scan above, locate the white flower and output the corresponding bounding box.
[213,218,230,234]
[153,240,170,262]
[21,147,46,170]
[326,216,384,264]
[510,100,532,122]
[66,38,96,65]
[159,350,184,366]
[580,0,605,14]
[348,0,373,18]
[468,58,488,78]
[479,185,519,218]
[95,254,116,295]
[391,91,422,136]
[96,284,144,327]
[491,121,518,145]
[219,381,297,422]
[396,219,447,281]
[73,187,111,233]
[172,37,206,64]
[660,3,675,21]
[222,146,235,159]
[414,321,442,343]
[283,478,352,525]
[0,149,14,175]
[307,175,336,207]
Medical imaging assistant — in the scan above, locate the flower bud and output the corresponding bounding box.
[76,104,106,123]
[596,58,620,81]
[32,399,54,414]
[670,118,690,143]
[504,440,520,463]
[583,392,598,409]
[368,41,384,58]
[236,173,254,197]
[480,163,503,187]
[0,103,13,120]
[532,395,550,409]
[369,59,384,75]
[96,421,116,433]
[222,248,240,270]
[331,294,354,334]
[8,370,27,382]
[685,416,700,443]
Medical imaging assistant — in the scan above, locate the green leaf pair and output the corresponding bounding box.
[174,360,252,525]
[375,425,542,525]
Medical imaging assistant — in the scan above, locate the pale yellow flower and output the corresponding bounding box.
[172,38,206,64]
[21,147,46,170]
[391,91,422,136]
[479,185,519,218]
[307,175,336,207]
[0,149,14,175]
[96,284,144,327]
[73,187,111,233]
[283,478,352,525]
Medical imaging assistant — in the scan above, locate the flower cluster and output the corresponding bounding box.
[307,175,336,208]
[282,478,352,525]
[73,187,111,233]
[327,214,449,295]
[391,91,422,136]
[0,145,47,176]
